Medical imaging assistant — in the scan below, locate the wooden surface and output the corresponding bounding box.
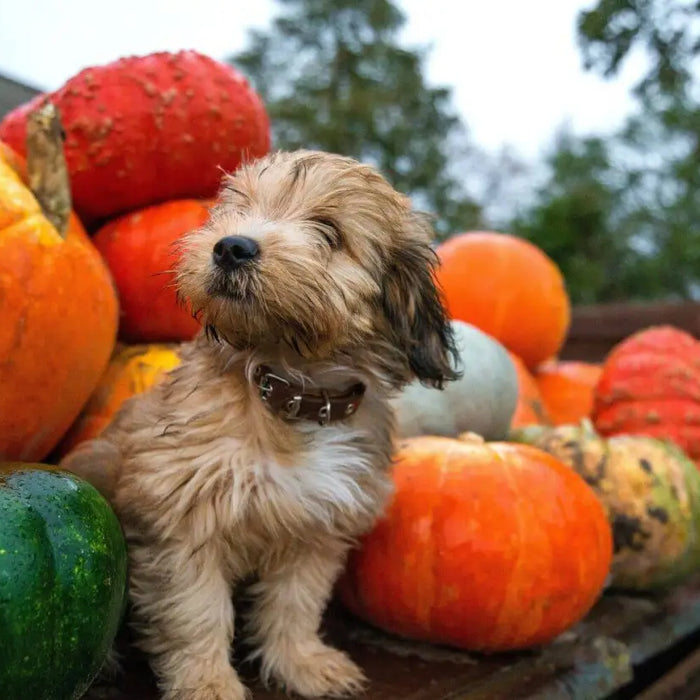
[561,301,700,362]
[84,574,700,700]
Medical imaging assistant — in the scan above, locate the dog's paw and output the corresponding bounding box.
[163,677,250,700]
[276,644,367,698]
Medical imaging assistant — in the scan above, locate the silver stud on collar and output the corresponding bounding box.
[318,390,332,426]
[282,395,302,419]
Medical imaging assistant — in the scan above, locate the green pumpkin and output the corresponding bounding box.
[0,463,127,700]
[391,320,518,440]
[510,420,700,592]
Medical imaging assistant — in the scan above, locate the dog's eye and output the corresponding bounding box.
[310,217,342,250]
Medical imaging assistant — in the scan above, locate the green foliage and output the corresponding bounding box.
[230,0,482,237]
[512,132,635,303]
[512,0,700,303]
[578,0,698,101]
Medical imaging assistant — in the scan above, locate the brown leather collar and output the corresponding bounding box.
[253,365,366,426]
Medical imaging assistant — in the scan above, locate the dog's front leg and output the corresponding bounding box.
[246,541,366,698]
[128,536,248,700]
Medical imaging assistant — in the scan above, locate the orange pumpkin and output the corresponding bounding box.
[337,435,612,652]
[0,116,118,461]
[93,199,212,342]
[435,232,571,370]
[509,352,550,428]
[58,343,182,456]
[536,360,602,425]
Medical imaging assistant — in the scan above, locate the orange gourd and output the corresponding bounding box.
[57,343,182,457]
[509,352,550,428]
[338,435,612,651]
[536,360,602,425]
[93,199,211,342]
[0,118,118,461]
[435,232,571,370]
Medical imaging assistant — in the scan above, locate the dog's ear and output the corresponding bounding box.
[381,213,461,388]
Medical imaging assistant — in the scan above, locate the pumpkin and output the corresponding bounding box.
[535,359,602,425]
[58,343,182,457]
[337,434,612,652]
[592,325,700,466]
[510,420,700,591]
[0,105,118,462]
[391,321,517,440]
[0,462,127,699]
[93,199,211,342]
[435,232,571,369]
[508,352,550,428]
[0,50,270,225]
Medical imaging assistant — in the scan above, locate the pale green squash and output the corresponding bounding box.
[392,321,518,440]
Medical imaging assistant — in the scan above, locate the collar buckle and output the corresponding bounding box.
[256,369,289,402]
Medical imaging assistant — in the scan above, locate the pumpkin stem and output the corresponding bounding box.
[456,431,486,445]
[508,425,547,444]
[579,417,598,437]
[26,101,71,237]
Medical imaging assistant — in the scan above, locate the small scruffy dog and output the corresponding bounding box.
[62,150,458,700]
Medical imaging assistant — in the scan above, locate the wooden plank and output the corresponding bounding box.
[84,575,700,700]
[561,301,700,362]
[569,302,700,340]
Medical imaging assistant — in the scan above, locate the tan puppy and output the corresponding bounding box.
[62,150,458,700]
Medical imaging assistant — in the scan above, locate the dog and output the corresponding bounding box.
[62,150,459,700]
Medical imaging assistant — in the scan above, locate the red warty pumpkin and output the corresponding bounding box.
[536,360,602,426]
[338,435,612,652]
[93,199,211,342]
[435,232,571,370]
[593,325,700,465]
[0,50,270,225]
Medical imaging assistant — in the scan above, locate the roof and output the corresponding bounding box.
[0,73,42,118]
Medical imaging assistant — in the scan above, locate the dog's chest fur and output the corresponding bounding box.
[108,341,395,573]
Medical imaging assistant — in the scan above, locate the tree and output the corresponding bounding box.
[511,0,700,303]
[577,0,700,299]
[512,131,632,304]
[229,0,482,238]
[577,0,698,104]
[511,117,700,304]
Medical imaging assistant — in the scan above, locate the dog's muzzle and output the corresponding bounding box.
[253,366,366,426]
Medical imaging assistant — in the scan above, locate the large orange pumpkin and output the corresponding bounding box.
[536,360,602,425]
[509,352,550,428]
[435,232,571,369]
[0,109,118,461]
[337,435,612,652]
[58,343,182,457]
[93,199,211,342]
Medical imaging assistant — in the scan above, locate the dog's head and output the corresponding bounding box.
[177,150,459,388]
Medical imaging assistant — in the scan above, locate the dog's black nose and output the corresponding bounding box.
[212,236,260,271]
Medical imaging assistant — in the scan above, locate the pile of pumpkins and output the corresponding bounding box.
[2,48,700,699]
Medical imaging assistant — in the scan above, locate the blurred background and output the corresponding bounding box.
[0,0,692,305]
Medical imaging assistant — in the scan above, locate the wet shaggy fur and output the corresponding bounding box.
[61,150,459,700]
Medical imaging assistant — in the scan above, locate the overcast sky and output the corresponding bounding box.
[0,0,646,159]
